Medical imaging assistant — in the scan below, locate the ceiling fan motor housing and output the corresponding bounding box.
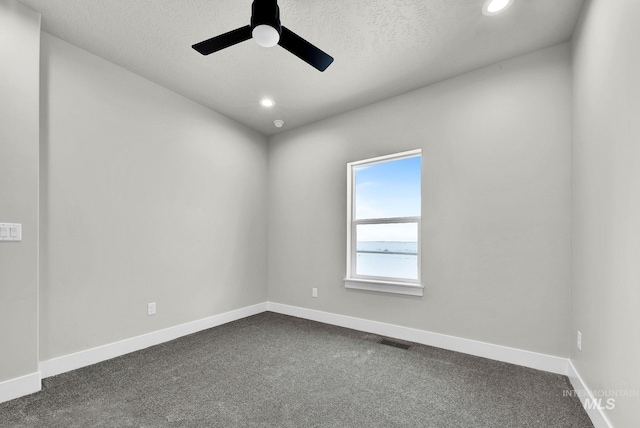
[251,0,282,34]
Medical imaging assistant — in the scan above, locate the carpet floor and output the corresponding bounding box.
[0,312,593,427]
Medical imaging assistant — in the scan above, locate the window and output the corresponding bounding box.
[345,150,423,296]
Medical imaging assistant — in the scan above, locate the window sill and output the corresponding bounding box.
[344,278,424,296]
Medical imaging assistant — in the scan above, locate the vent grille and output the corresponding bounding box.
[378,338,411,350]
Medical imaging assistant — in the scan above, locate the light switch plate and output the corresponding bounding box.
[0,223,22,241]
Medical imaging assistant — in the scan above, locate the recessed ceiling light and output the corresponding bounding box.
[482,0,513,16]
[274,120,284,128]
[260,98,275,108]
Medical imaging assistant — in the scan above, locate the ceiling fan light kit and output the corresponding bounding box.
[252,25,280,47]
[192,0,334,71]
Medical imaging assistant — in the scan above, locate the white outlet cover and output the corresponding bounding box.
[577,331,582,351]
[147,302,156,315]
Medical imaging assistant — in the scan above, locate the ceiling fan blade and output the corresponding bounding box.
[192,25,253,55]
[278,26,334,72]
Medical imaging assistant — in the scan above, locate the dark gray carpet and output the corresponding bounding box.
[1,312,593,427]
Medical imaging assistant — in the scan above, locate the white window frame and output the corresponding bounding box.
[344,149,423,297]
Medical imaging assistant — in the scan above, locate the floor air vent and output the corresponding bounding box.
[378,338,411,350]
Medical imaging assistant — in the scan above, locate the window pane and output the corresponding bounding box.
[355,156,421,220]
[356,223,418,280]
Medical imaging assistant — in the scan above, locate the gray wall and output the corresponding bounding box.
[572,0,640,426]
[0,0,40,382]
[39,34,268,360]
[268,44,572,357]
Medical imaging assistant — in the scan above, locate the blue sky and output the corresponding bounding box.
[355,155,421,219]
[355,155,421,241]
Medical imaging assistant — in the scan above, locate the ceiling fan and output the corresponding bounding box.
[192,0,334,72]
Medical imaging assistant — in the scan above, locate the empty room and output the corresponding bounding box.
[1,0,638,427]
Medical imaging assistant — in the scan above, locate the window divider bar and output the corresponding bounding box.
[353,217,420,225]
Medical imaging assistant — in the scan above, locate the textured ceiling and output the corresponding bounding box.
[19,0,584,136]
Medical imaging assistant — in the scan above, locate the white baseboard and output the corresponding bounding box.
[567,361,613,428]
[40,302,268,379]
[38,300,569,380]
[0,372,41,404]
[266,302,569,375]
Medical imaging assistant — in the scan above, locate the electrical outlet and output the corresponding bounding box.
[147,302,156,316]
[312,288,318,298]
[577,331,582,351]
